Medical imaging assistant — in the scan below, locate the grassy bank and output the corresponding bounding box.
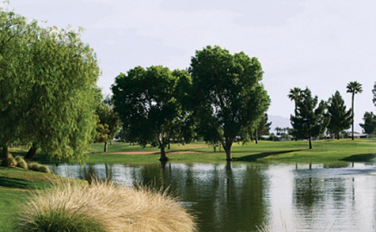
[0,167,85,232]
[87,139,376,164]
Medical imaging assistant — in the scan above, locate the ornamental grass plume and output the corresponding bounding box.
[18,180,197,232]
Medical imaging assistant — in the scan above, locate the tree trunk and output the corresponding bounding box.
[309,136,312,149]
[25,142,38,160]
[336,132,340,140]
[351,93,355,140]
[255,129,258,144]
[1,145,10,167]
[104,141,108,152]
[159,144,168,161]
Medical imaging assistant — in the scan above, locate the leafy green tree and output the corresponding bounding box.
[288,87,303,114]
[112,66,192,161]
[290,88,329,149]
[327,91,352,139]
[359,112,376,135]
[253,113,272,144]
[0,9,100,165]
[95,100,121,152]
[0,10,37,165]
[188,46,270,160]
[346,81,363,140]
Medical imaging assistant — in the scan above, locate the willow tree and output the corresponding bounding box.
[327,91,352,139]
[0,10,36,166]
[0,9,100,165]
[346,81,362,140]
[188,46,270,160]
[112,66,192,161]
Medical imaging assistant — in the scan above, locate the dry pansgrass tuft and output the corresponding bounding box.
[28,162,51,173]
[18,180,197,232]
[15,156,28,170]
[7,154,18,167]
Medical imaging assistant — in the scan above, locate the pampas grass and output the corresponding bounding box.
[18,180,197,232]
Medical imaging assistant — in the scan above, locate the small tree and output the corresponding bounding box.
[290,88,329,149]
[327,91,352,139]
[95,101,121,152]
[253,113,272,144]
[112,66,192,161]
[359,112,376,135]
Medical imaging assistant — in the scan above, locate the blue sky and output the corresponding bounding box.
[5,0,376,132]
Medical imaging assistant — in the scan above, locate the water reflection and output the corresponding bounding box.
[49,162,376,232]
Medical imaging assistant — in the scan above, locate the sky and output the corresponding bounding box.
[4,0,376,132]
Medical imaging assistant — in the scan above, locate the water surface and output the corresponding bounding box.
[49,162,376,232]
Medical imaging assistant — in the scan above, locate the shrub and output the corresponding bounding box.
[15,156,28,170]
[27,162,51,174]
[7,154,18,167]
[28,162,41,172]
[37,165,51,174]
[18,181,196,232]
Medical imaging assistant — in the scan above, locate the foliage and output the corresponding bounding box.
[0,8,100,165]
[290,88,329,149]
[359,111,376,135]
[327,91,352,139]
[188,45,270,160]
[346,81,363,140]
[112,66,193,160]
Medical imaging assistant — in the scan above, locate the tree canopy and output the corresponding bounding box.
[290,88,329,149]
[0,9,100,165]
[188,45,270,160]
[111,66,192,161]
[327,91,352,139]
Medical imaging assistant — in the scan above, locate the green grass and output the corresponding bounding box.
[0,167,87,232]
[87,139,376,164]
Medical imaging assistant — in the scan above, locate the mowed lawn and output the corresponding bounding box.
[87,138,376,164]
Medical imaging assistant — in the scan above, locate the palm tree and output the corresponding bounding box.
[288,87,303,114]
[346,81,363,140]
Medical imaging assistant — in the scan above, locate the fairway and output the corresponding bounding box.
[87,138,376,164]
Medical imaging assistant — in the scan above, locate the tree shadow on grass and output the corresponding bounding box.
[341,153,376,162]
[0,177,45,189]
[234,149,301,161]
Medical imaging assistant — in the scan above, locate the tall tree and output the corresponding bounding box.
[346,81,363,140]
[359,111,376,135]
[188,46,270,160]
[112,66,192,161]
[288,87,303,114]
[95,100,121,152]
[290,88,329,149]
[327,91,352,139]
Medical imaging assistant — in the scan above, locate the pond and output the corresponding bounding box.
[48,162,376,232]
